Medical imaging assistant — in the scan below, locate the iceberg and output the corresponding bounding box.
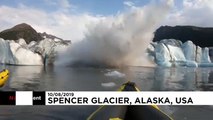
[101,82,116,87]
[104,70,126,78]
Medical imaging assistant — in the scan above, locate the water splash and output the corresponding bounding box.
[56,0,173,67]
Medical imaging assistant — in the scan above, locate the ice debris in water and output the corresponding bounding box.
[104,70,126,78]
[101,82,116,87]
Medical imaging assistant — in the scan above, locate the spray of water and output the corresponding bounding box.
[56,0,173,67]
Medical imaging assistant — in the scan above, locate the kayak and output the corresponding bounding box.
[0,69,9,87]
[87,81,173,120]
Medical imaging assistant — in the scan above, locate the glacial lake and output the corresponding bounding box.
[0,65,213,120]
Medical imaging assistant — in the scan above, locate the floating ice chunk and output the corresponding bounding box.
[101,82,116,87]
[104,71,125,78]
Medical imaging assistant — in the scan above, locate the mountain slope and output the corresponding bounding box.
[0,23,43,43]
[153,26,213,47]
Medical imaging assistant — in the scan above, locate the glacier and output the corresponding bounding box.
[148,39,213,67]
[0,38,69,65]
[0,36,213,67]
[0,38,16,64]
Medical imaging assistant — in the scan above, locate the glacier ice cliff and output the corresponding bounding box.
[0,38,69,65]
[148,39,213,67]
[0,38,16,64]
[0,36,212,67]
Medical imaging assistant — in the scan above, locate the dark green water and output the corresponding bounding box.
[0,65,213,120]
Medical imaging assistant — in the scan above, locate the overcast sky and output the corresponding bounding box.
[0,0,212,42]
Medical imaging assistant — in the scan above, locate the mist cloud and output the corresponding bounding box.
[56,0,173,67]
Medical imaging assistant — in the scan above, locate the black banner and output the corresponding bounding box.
[33,91,45,105]
[0,91,15,105]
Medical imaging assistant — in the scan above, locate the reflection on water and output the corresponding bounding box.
[9,66,43,90]
[123,67,213,91]
[200,70,213,91]
[1,65,213,120]
[1,65,213,91]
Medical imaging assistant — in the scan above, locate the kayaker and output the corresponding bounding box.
[0,69,9,87]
